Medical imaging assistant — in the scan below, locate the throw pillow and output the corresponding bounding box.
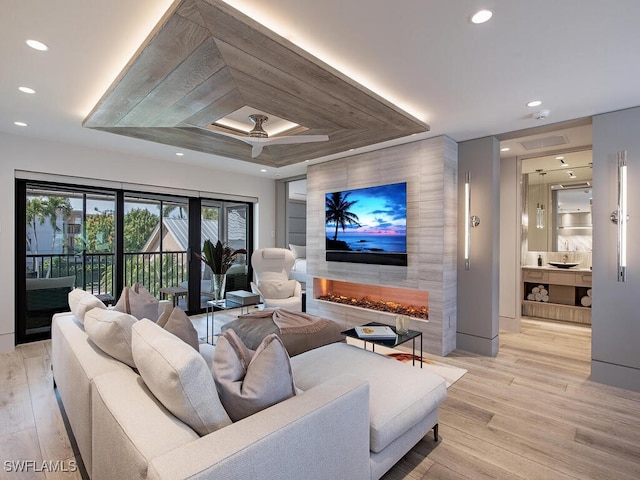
[114,283,160,321]
[289,244,306,259]
[258,279,296,299]
[213,329,296,422]
[84,308,138,367]
[68,288,106,325]
[162,307,199,351]
[131,319,231,436]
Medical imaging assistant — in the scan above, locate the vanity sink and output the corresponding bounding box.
[548,262,580,269]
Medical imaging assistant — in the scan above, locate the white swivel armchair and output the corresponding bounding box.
[251,248,302,311]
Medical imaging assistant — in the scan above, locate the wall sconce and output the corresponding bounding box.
[465,171,480,270]
[610,150,628,282]
[536,170,546,229]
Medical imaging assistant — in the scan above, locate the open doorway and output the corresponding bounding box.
[521,150,593,326]
[498,121,593,336]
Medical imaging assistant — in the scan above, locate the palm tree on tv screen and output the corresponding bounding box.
[326,191,361,241]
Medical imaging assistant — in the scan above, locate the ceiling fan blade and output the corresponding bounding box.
[262,135,329,146]
[211,129,255,146]
[251,144,264,158]
[209,127,329,158]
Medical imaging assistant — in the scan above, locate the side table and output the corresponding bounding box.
[159,286,188,308]
[341,321,423,368]
[204,294,260,345]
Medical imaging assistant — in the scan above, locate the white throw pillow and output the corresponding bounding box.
[84,308,138,367]
[131,320,231,436]
[68,288,106,325]
[213,329,296,422]
[289,244,306,259]
[258,279,296,299]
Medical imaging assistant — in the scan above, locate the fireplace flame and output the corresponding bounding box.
[318,293,428,320]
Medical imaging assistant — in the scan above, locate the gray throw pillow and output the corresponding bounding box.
[131,319,231,436]
[114,283,159,321]
[213,329,296,422]
[162,307,200,351]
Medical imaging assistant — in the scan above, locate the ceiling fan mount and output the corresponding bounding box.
[248,114,269,138]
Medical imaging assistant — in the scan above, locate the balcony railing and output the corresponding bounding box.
[26,251,188,298]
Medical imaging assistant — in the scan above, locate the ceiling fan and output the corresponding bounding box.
[212,114,329,158]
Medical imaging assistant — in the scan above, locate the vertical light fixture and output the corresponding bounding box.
[536,169,546,229]
[465,171,480,270]
[610,150,628,282]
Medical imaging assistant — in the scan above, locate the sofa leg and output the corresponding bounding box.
[433,423,439,442]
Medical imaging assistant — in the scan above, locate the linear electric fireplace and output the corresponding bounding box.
[313,278,428,320]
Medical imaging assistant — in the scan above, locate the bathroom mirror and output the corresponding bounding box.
[522,150,592,253]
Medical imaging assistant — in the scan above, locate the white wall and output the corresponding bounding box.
[0,132,276,351]
[591,107,640,392]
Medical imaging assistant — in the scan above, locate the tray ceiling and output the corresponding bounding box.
[83,0,429,167]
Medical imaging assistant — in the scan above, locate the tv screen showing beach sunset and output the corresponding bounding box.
[325,182,407,266]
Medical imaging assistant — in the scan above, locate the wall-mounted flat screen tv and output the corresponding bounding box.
[325,182,407,266]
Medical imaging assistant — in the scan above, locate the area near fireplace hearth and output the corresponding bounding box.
[305,137,458,356]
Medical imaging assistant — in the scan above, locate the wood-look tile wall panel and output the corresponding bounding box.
[306,136,458,355]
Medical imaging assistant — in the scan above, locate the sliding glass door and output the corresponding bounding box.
[16,180,253,344]
[19,184,116,341]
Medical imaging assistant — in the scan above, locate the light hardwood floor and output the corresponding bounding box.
[1,318,639,480]
[383,319,640,480]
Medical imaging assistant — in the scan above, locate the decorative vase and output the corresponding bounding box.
[210,273,227,305]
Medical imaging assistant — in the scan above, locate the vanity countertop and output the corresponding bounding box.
[522,265,592,272]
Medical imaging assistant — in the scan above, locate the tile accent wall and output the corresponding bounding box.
[305,136,458,355]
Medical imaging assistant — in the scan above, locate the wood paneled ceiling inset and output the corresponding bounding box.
[83,0,430,167]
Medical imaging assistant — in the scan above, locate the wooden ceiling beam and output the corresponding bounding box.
[84,0,429,167]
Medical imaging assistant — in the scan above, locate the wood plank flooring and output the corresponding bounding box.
[1,318,639,480]
[383,319,640,480]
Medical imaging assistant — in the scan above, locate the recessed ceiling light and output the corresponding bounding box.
[260,169,267,173]
[175,152,184,156]
[500,147,510,152]
[470,9,493,24]
[26,39,49,51]
[14,121,28,127]
[19,86,36,94]
[527,100,542,107]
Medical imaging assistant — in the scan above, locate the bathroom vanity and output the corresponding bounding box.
[522,266,592,325]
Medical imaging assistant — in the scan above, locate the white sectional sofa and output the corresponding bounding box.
[52,298,446,480]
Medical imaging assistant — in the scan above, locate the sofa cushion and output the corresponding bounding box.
[84,308,138,368]
[213,329,296,422]
[258,279,296,299]
[290,342,447,453]
[131,320,231,436]
[156,307,199,351]
[114,284,160,322]
[68,288,106,325]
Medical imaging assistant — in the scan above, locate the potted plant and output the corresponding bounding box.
[195,239,246,303]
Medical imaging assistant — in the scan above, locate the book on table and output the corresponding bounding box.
[354,325,397,340]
